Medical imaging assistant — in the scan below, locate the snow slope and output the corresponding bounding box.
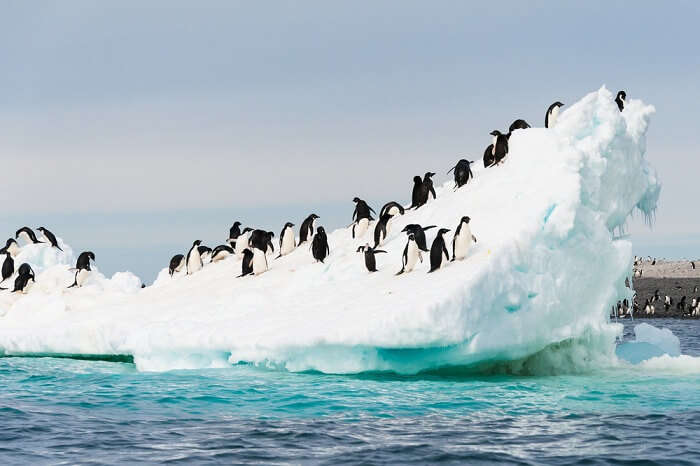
[0,87,661,373]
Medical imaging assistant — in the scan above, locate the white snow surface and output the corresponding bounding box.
[0,87,662,373]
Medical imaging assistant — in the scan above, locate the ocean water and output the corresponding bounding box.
[1,319,699,465]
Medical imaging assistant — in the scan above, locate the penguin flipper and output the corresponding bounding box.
[395,268,405,276]
[422,225,437,231]
[374,250,387,254]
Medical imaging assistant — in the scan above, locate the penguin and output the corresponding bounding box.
[545,101,564,128]
[197,245,212,263]
[67,268,90,288]
[186,240,203,275]
[169,254,185,276]
[16,227,42,245]
[12,271,34,294]
[615,91,626,112]
[17,263,34,279]
[36,227,63,251]
[210,245,234,263]
[1,253,14,286]
[233,228,254,256]
[447,159,474,190]
[373,213,393,248]
[428,228,450,273]
[228,221,242,247]
[351,198,376,239]
[238,249,255,277]
[396,233,422,275]
[489,130,509,165]
[401,224,436,252]
[299,214,319,244]
[483,144,495,168]
[380,201,405,218]
[277,222,296,258]
[75,251,95,271]
[451,216,477,261]
[249,230,275,254]
[421,172,437,204]
[409,176,424,209]
[356,244,387,272]
[251,247,268,275]
[311,226,330,263]
[508,119,530,136]
[0,239,21,257]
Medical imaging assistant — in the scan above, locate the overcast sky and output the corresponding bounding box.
[1,1,698,280]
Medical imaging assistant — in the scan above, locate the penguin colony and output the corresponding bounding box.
[2,92,628,294]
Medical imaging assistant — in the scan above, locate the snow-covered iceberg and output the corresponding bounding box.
[0,87,660,373]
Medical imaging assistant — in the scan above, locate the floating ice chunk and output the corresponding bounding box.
[633,323,680,357]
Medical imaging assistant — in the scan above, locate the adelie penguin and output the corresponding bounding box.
[37,227,63,251]
[396,233,423,275]
[197,245,212,263]
[545,101,564,128]
[234,227,254,256]
[75,251,95,271]
[428,228,451,273]
[351,197,376,239]
[0,253,14,288]
[186,240,203,275]
[380,201,404,218]
[401,224,436,252]
[357,244,387,272]
[0,239,20,258]
[238,249,255,278]
[409,176,424,209]
[452,216,477,261]
[489,130,509,165]
[68,268,90,288]
[249,230,275,255]
[447,159,474,190]
[277,222,296,258]
[421,172,437,205]
[299,214,319,244]
[210,245,234,263]
[169,254,185,276]
[11,264,35,294]
[228,221,242,247]
[16,227,43,245]
[508,119,530,137]
[311,226,330,263]
[373,213,393,248]
[615,90,626,112]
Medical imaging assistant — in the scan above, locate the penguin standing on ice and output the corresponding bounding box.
[248,230,275,255]
[373,213,393,248]
[186,240,203,275]
[396,234,423,275]
[299,214,319,244]
[37,227,63,251]
[410,176,425,209]
[452,216,477,261]
[615,91,626,111]
[277,222,296,258]
[197,245,212,263]
[357,244,387,272]
[351,197,376,238]
[234,228,254,256]
[0,253,14,288]
[483,143,495,168]
[68,268,90,288]
[380,201,405,218]
[311,226,330,263]
[508,119,530,137]
[545,101,564,128]
[238,249,255,277]
[447,159,474,190]
[75,251,95,271]
[0,239,20,257]
[401,224,436,252]
[169,254,185,276]
[489,130,509,165]
[428,228,450,273]
[228,222,242,247]
[12,264,35,293]
[210,245,234,263]
[420,172,437,204]
[16,227,42,245]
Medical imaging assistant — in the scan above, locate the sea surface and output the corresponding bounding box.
[1,319,699,465]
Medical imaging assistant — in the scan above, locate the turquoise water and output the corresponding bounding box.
[1,319,699,464]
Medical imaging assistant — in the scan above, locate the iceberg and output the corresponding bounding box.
[0,87,660,373]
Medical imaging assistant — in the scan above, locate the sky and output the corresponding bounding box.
[1,1,699,281]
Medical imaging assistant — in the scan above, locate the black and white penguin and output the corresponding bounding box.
[401,224,436,252]
[409,176,424,209]
[67,269,90,288]
[249,230,275,254]
[197,245,212,263]
[0,254,14,288]
[238,249,255,277]
[508,119,531,137]
[357,244,387,272]
[352,198,376,239]
[489,130,509,165]
[16,227,42,245]
[447,159,474,190]
[311,226,329,263]
[251,247,268,275]
[12,269,34,294]
[169,254,185,276]
[75,251,95,271]
[234,227,254,256]
[380,201,405,218]
[428,228,451,273]
[36,227,63,251]
[278,222,296,258]
[483,144,495,168]
[396,233,422,275]
[228,221,242,246]
[615,91,626,112]
[421,172,437,205]
[17,263,34,279]
[186,240,203,275]
[299,214,319,244]
[0,238,20,258]
[545,101,564,128]
[452,216,477,261]
[373,213,393,248]
[210,245,234,263]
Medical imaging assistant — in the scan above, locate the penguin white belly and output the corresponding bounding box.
[175,257,186,271]
[280,231,295,256]
[212,251,230,263]
[355,218,369,238]
[492,136,498,155]
[7,243,21,257]
[404,243,421,273]
[549,107,559,128]
[388,206,400,216]
[18,232,32,245]
[453,228,473,261]
[188,251,202,274]
[252,248,268,275]
[76,269,90,287]
[235,233,250,256]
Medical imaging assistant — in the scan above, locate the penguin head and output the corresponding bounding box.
[5,238,17,247]
[310,214,319,220]
[461,216,471,224]
[402,224,419,234]
[438,228,450,235]
[352,197,361,203]
[551,101,564,110]
[616,90,626,101]
[489,130,503,137]
[37,227,46,233]
[232,221,241,228]
[267,231,275,238]
[407,233,416,242]
[242,227,254,233]
[424,172,435,179]
[317,226,326,234]
[284,222,294,228]
[193,240,202,247]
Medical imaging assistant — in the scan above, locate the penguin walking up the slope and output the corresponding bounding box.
[169,254,185,276]
[351,197,376,239]
[0,239,21,257]
[311,226,330,263]
[428,228,451,273]
[68,252,95,288]
[373,213,393,248]
[421,172,437,204]
[545,101,564,128]
[210,245,234,263]
[409,176,425,209]
[186,240,203,275]
[37,227,63,251]
[396,234,422,275]
[1,253,14,287]
[277,222,296,258]
[615,91,626,112]
[238,249,255,278]
[401,224,436,252]
[299,214,319,245]
[234,227,254,256]
[16,227,43,245]
[507,119,530,138]
[489,130,509,165]
[12,263,35,294]
[357,244,387,272]
[447,159,474,190]
[197,245,212,263]
[452,216,477,261]
[228,221,242,247]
